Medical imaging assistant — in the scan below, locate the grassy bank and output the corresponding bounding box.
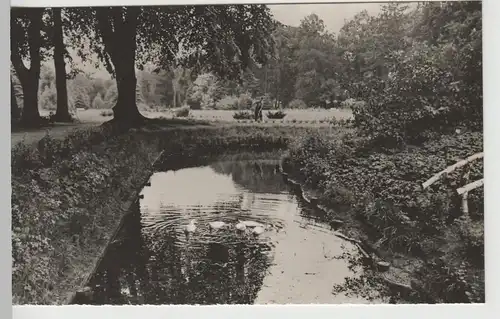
[11,122,343,304]
[282,130,484,303]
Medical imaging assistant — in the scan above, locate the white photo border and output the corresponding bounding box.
[4,1,498,319]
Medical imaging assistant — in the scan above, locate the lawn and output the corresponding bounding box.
[13,108,353,147]
[40,107,353,124]
[186,108,353,123]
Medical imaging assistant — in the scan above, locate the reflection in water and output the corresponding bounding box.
[76,155,379,305]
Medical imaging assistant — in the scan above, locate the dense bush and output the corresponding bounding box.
[351,2,482,148]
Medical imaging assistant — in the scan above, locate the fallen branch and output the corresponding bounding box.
[457,179,484,195]
[422,152,483,190]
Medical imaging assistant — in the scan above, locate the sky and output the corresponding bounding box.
[269,3,383,33]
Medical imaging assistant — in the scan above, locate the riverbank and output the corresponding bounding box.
[11,123,345,304]
[280,130,484,303]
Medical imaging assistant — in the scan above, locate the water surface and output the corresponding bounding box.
[80,154,379,304]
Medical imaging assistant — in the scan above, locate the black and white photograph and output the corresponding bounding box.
[10,1,484,307]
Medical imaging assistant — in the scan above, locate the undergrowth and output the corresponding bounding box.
[283,130,484,303]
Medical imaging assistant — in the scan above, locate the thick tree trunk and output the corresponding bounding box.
[20,77,41,124]
[11,78,20,121]
[113,56,143,124]
[97,7,145,127]
[53,7,72,122]
[11,8,43,127]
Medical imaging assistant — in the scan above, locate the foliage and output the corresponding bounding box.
[66,5,275,84]
[11,128,159,304]
[288,99,307,109]
[339,98,366,110]
[284,130,484,303]
[237,93,253,110]
[215,96,239,110]
[233,110,254,120]
[347,2,482,147]
[174,106,190,117]
[266,110,287,120]
[39,84,57,111]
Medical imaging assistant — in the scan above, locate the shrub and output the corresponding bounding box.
[215,95,238,110]
[233,110,254,120]
[266,110,287,120]
[288,99,307,109]
[174,105,190,117]
[237,93,253,110]
[186,98,202,110]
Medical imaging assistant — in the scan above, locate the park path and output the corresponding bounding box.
[11,122,102,148]
[10,109,108,148]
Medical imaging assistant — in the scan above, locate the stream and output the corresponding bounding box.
[75,152,382,304]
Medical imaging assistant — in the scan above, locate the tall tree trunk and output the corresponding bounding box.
[97,7,145,126]
[11,77,20,121]
[53,7,72,122]
[172,85,177,108]
[20,77,40,124]
[11,8,43,127]
[113,55,143,122]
